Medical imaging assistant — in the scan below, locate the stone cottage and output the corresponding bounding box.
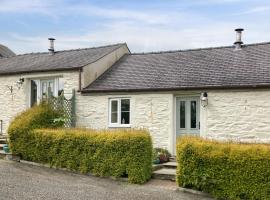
[1,29,270,154]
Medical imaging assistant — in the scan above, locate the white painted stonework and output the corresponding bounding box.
[0,71,79,133]
[203,89,270,143]
[76,89,270,154]
[1,68,270,154]
[76,93,174,151]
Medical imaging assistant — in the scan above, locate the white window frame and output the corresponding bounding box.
[109,98,131,128]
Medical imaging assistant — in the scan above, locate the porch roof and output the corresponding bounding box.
[83,42,270,93]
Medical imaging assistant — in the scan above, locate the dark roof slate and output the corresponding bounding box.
[83,42,270,92]
[0,43,126,75]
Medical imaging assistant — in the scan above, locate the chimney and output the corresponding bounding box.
[234,28,244,50]
[48,38,55,54]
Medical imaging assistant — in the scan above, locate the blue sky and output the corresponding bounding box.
[1,0,270,54]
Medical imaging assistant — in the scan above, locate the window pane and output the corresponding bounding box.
[48,81,54,96]
[111,100,118,112]
[42,82,47,97]
[121,99,130,111]
[121,112,130,124]
[111,100,118,123]
[30,80,38,107]
[180,101,185,128]
[191,101,197,128]
[121,99,130,124]
[111,113,118,123]
[58,78,64,96]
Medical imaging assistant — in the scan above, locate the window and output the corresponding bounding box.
[30,77,64,107]
[109,98,130,127]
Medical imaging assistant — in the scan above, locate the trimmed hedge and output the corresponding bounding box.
[177,136,270,200]
[8,104,152,184]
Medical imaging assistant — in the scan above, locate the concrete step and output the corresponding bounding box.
[152,168,176,181]
[169,156,176,162]
[0,138,7,144]
[0,135,8,140]
[152,164,163,171]
[162,161,177,169]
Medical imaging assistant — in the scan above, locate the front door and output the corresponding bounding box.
[176,97,200,137]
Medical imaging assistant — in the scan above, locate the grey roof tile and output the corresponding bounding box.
[83,42,270,92]
[0,43,125,74]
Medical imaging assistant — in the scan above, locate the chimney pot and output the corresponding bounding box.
[48,38,55,54]
[234,28,244,50]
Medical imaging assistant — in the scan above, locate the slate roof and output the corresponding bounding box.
[0,43,126,75]
[0,44,16,57]
[83,42,270,93]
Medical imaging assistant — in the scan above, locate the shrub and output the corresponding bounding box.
[177,136,270,200]
[8,104,152,184]
[8,103,63,160]
[12,128,152,184]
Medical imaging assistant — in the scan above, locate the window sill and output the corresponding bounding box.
[108,124,131,128]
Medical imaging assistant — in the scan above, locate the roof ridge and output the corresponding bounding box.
[131,41,270,55]
[15,43,126,57]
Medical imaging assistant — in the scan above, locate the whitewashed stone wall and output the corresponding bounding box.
[203,89,270,143]
[0,75,27,133]
[0,71,79,133]
[76,93,174,150]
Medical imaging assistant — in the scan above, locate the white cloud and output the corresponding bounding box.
[1,0,270,54]
[233,6,270,15]
[0,0,50,13]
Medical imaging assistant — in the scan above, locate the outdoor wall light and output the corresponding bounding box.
[200,92,208,107]
[16,78,24,89]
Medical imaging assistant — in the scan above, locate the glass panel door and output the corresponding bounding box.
[40,79,55,99]
[176,97,200,137]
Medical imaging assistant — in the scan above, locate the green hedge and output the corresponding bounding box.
[8,103,63,158]
[177,136,270,199]
[8,104,152,184]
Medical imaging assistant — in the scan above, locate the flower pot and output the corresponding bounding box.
[3,144,9,153]
[153,158,160,164]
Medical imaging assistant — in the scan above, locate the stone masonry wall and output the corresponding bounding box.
[204,89,270,143]
[76,93,173,150]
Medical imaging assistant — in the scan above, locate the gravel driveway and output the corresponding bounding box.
[0,159,212,200]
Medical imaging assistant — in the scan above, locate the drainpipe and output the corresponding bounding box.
[78,68,82,92]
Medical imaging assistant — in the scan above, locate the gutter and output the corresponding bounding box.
[81,84,270,94]
[0,67,80,76]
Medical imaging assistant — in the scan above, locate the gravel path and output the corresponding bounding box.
[0,159,212,200]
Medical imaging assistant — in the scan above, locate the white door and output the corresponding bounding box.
[176,97,200,137]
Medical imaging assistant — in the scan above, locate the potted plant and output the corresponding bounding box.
[153,148,171,164]
[153,150,160,164]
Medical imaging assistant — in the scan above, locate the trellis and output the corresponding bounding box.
[48,90,76,128]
